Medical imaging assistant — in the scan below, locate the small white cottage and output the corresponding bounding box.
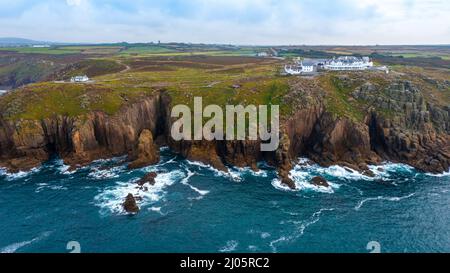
[70,75,89,83]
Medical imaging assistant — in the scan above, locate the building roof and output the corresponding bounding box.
[302,61,316,66]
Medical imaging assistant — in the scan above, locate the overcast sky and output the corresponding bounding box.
[0,0,449,45]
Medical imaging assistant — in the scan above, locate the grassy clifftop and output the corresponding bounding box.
[0,56,292,121]
[0,54,448,124]
[0,82,156,120]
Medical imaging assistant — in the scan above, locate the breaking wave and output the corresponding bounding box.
[94,169,185,215]
[270,158,428,194]
[0,167,41,181]
[425,169,450,177]
[88,165,126,180]
[185,159,268,183]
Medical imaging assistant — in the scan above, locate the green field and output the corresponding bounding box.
[0,46,80,55]
[1,44,448,123]
[389,52,450,60]
[0,55,292,120]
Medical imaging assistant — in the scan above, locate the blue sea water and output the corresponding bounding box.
[1,147,449,253]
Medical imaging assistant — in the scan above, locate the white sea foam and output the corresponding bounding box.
[185,160,237,181]
[300,157,416,181]
[149,206,161,212]
[237,166,268,177]
[355,193,415,210]
[54,159,77,175]
[185,159,268,183]
[35,184,68,193]
[181,169,209,197]
[269,236,289,253]
[425,169,450,177]
[269,208,334,252]
[228,166,269,182]
[94,169,185,215]
[0,166,41,181]
[149,206,166,215]
[0,231,51,253]
[368,162,416,179]
[219,240,239,252]
[91,156,127,165]
[271,158,425,194]
[248,245,259,251]
[88,165,126,180]
[271,169,339,194]
[159,156,177,166]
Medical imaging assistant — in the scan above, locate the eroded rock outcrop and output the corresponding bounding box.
[137,172,157,186]
[0,93,168,171]
[310,176,329,188]
[305,113,381,171]
[357,81,450,173]
[128,129,160,169]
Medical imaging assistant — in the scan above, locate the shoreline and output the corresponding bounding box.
[2,148,449,181]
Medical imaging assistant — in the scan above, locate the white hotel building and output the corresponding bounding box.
[284,56,375,75]
[323,56,373,71]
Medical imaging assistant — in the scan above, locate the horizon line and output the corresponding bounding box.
[1,37,450,48]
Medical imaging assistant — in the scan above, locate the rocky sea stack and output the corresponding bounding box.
[123,193,140,214]
[128,129,160,169]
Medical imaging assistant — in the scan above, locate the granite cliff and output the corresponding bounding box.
[0,75,449,189]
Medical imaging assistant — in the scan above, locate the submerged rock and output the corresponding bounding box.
[310,176,330,188]
[123,193,139,214]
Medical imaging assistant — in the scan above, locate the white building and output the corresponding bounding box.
[323,56,373,71]
[256,52,269,57]
[70,75,89,83]
[284,60,315,75]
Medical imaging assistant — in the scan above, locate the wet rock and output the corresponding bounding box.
[137,172,158,186]
[310,176,330,188]
[123,193,139,214]
[281,177,296,190]
[362,169,375,177]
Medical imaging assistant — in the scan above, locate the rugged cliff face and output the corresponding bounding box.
[1,77,449,190]
[0,92,169,171]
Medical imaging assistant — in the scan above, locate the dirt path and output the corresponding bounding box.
[117,59,131,73]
